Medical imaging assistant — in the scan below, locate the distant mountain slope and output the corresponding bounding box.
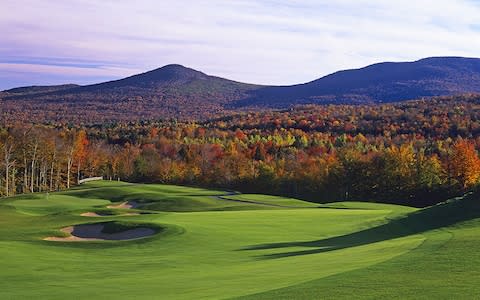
[1,64,261,122]
[3,57,480,123]
[2,65,261,101]
[78,64,259,93]
[2,84,79,97]
[236,57,480,107]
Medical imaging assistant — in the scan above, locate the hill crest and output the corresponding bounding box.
[3,56,480,122]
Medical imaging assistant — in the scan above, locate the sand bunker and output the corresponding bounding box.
[107,201,139,209]
[80,212,139,217]
[44,223,155,242]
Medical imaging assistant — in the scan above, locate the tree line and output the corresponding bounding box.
[0,126,88,196]
[0,112,480,206]
[2,96,480,206]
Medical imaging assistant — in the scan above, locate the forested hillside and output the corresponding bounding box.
[2,94,480,206]
[3,57,480,122]
[0,65,259,123]
[239,57,480,107]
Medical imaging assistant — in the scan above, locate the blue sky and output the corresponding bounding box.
[2,0,480,89]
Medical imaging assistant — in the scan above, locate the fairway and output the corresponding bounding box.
[0,181,479,299]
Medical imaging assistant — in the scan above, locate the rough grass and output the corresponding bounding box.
[0,181,478,299]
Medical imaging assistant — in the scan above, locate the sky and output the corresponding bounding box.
[2,0,480,90]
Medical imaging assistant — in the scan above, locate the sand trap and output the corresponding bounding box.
[44,223,155,242]
[80,212,139,217]
[81,212,104,217]
[107,201,139,209]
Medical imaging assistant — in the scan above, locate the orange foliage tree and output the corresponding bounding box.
[73,130,89,183]
[449,140,480,189]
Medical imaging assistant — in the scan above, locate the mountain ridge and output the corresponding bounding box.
[232,56,480,107]
[3,56,480,122]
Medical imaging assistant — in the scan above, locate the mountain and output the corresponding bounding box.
[234,57,480,107]
[3,57,480,123]
[2,64,260,103]
[1,64,261,122]
[79,64,258,92]
[2,84,80,97]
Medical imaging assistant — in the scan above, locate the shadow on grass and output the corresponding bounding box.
[241,193,480,259]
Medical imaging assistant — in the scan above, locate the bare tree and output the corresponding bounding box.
[1,137,14,196]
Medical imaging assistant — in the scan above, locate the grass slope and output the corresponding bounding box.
[60,182,275,212]
[220,194,321,208]
[0,181,478,299]
[238,193,480,299]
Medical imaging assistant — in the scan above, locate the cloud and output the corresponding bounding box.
[1,0,480,89]
[0,63,139,77]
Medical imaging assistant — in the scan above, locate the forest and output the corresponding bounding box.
[2,94,480,206]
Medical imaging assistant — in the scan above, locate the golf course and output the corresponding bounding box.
[1,181,479,299]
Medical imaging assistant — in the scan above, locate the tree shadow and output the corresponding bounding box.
[240,193,480,259]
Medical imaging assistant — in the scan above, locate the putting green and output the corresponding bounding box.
[0,181,478,299]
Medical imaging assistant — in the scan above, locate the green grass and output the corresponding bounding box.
[0,181,479,299]
[60,183,272,212]
[221,194,321,208]
[6,194,111,216]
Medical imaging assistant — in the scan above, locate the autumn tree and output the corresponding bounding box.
[449,140,480,189]
[73,130,89,184]
[0,133,15,196]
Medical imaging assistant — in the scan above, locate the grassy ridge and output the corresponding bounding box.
[220,194,321,208]
[239,193,480,299]
[0,181,478,299]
